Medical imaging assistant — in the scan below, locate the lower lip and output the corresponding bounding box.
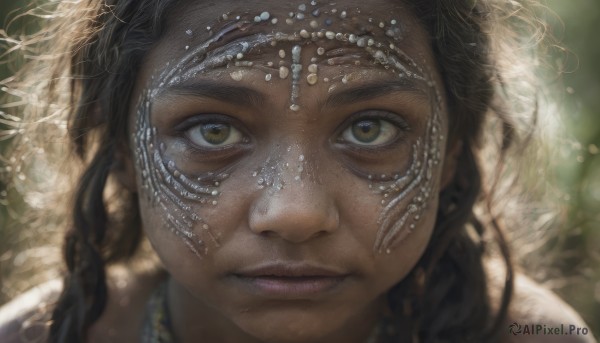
[233,275,347,298]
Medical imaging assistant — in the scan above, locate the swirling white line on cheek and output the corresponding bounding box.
[133,93,228,257]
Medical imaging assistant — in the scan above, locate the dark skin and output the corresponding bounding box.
[0,1,597,343]
[128,1,447,342]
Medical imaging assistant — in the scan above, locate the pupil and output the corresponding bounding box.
[201,123,230,144]
[352,120,381,143]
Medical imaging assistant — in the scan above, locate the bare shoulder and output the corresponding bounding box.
[0,279,62,343]
[499,273,597,343]
[0,266,164,343]
[86,266,165,343]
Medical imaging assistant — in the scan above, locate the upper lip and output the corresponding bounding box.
[234,262,348,278]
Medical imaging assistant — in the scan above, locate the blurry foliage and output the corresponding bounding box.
[543,0,600,334]
[0,0,599,337]
[0,0,32,307]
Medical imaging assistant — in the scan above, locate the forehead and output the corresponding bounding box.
[148,0,432,69]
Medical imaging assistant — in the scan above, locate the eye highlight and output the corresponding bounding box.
[186,122,244,148]
[341,118,401,147]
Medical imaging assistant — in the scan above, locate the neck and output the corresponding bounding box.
[166,277,394,343]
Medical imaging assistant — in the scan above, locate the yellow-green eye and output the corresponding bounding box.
[342,119,398,146]
[187,123,243,147]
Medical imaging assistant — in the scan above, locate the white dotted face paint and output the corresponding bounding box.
[133,1,444,257]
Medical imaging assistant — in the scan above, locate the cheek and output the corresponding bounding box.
[132,95,227,258]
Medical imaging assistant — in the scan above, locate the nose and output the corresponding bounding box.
[248,178,339,243]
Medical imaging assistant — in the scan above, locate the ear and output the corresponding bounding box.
[440,139,463,190]
[112,142,138,192]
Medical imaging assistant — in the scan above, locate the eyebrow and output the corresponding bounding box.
[157,80,266,108]
[323,79,429,108]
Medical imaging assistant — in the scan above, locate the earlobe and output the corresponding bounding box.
[440,140,463,190]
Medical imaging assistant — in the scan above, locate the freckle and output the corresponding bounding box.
[299,29,310,38]
[286,18,294,25]
[307,73,318,85]
[308,64,318,73]
[310,20,319,28]
[265,73,272,81]
[279,66,289,79]
[317,47,325,55]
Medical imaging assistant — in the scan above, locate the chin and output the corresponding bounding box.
[232,307,346,343]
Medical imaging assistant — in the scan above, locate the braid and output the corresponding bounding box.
[45,1,180,340]
[49,145,113,342]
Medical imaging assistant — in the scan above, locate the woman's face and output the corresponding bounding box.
[129,0,450,341]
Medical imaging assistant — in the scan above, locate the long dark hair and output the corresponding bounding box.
[0,0,549,342]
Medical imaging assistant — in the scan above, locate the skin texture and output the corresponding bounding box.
[128,0,451,342]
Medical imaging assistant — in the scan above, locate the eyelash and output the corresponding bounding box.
[336,110,410,149]
[174,110,410,154]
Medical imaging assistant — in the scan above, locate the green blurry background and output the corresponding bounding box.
[1,0,599,337]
